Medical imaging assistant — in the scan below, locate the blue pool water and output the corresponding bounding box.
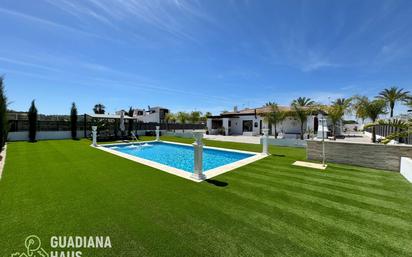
[104,142,254,173]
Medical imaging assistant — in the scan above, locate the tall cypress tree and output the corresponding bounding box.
[70,102,78,139]
[0,77,7,150]
[28,100,38,142]
[127,107,134,136]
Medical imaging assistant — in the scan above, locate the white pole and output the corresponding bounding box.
[191,130,206,181]
[321,118,326,167]
[92,126,98,147]
[155,126,160,141]
[262,128,269,155]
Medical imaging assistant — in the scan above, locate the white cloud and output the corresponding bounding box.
[0,7,103,39]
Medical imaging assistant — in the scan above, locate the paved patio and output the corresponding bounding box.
[205,132,373,145]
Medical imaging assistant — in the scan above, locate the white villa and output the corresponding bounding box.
[207,106,333,138]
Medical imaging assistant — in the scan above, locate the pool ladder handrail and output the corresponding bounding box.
[131,132,139,142]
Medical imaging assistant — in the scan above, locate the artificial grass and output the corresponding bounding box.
[0,137,411,257]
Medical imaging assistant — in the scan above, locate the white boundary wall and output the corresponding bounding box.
[163,131,194,138]
[8,129,197,141]
[401,157,412,183]
[8,130,87,141]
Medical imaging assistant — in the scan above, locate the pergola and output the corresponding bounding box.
[86,113,136,120]
[85,113,137,140]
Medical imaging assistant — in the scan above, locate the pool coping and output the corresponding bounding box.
[92,140,268,182]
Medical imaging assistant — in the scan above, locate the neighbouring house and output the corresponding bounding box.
[116,106,170,123]
[134,106,169,123]
[207,106,332,138]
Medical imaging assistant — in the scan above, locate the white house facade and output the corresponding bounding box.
[207,106,331,138]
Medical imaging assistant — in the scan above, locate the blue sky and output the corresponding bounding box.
[1,0,411,115]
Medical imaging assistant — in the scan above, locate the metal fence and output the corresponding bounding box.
[8,120,205,133]
[365,125,411,144]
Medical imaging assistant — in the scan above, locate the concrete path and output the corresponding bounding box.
[335,132,373,144]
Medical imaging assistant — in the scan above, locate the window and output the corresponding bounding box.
[243,120,253,132]
[228,120,231,127]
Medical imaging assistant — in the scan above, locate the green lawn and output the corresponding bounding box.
[1,137,412,257]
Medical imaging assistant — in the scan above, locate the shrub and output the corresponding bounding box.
[28,100,38,142]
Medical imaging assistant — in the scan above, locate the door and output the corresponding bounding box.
[314,117,319,133]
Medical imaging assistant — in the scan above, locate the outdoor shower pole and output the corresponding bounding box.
[262,128,269,155]
[321,118,326,167]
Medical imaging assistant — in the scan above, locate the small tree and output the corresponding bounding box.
[189,111,202,124]
[127,107,134,136]
[328,98,352,137]
[291,97,314,140]
[352,95,369,124]
[363,99,387,142]
[198,112,212,124]
[327,104,344,138]
[164,112,175,131]
[0,77,7,150]
[70,102,78,139]
[261,103,285,138]
[365,119,411,144]
[177,112,188,132]
[28,100,38,142]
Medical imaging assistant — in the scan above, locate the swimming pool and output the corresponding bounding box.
[97,141,267,181]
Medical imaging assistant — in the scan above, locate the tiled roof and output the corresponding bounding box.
[219,105,326,117]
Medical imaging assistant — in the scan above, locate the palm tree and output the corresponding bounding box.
[93,103,106,114]
[200,112,212,123]
[333,98,352,108]
[189,111,202,124]
[261,103,285,138]
[364,119,410,144]
[177,112,188,132]
[377,87,410,117]
[352,95,369,124]
[292,97,315,107]
[362,99,387,142]
[291,97,314,140]
[405,97,412,110]
[328,98,352,137]
[327,104,344,138]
